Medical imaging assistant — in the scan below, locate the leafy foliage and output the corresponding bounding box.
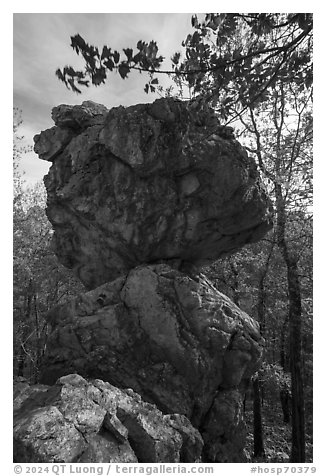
[56,13,312,122]
[13,114,82,382]
[56,35,164,95]
[259,362,291,395]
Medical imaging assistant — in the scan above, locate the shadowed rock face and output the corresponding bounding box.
[40,263,264,462]
[34,99,273,290]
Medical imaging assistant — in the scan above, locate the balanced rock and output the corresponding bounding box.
[34,98,273,289]
[14,373,203,463]
[40,263,264,462]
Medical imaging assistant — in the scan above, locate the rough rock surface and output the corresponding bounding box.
[40,263,264,462]
[34,99,273,289]
[14,373,203,463]
[27,98,272,463]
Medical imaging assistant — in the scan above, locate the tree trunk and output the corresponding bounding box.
[280,387,291,424]
[249,82,309,463]
[275,183,305,462]
[253,243,272,451]
[253,376,265,457]
[280,316,291,424]
[280,316,289,371]
[17,279,33,378]
[272,328,276,362]
[17,348,25,377]
[33,293,41,383]
[287,256,306,462]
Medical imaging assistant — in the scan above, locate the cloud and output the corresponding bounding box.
[13,13,194,184]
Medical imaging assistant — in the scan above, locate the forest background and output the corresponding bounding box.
[9,5,323,469]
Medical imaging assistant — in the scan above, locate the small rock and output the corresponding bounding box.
[103,412,129,443]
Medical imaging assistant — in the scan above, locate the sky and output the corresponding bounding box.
[13,12,196,185]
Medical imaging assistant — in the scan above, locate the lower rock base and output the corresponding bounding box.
[13,374,203,463]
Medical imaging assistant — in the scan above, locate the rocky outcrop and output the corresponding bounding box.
[39,263,263,462]
[14,374,203,463]
[34,99,273,290]
[27,98,273,463]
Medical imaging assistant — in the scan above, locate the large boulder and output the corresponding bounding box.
[14,373,203,463]
[34,98,273,289]
[28,98,272,463]
[40,263,264,462]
